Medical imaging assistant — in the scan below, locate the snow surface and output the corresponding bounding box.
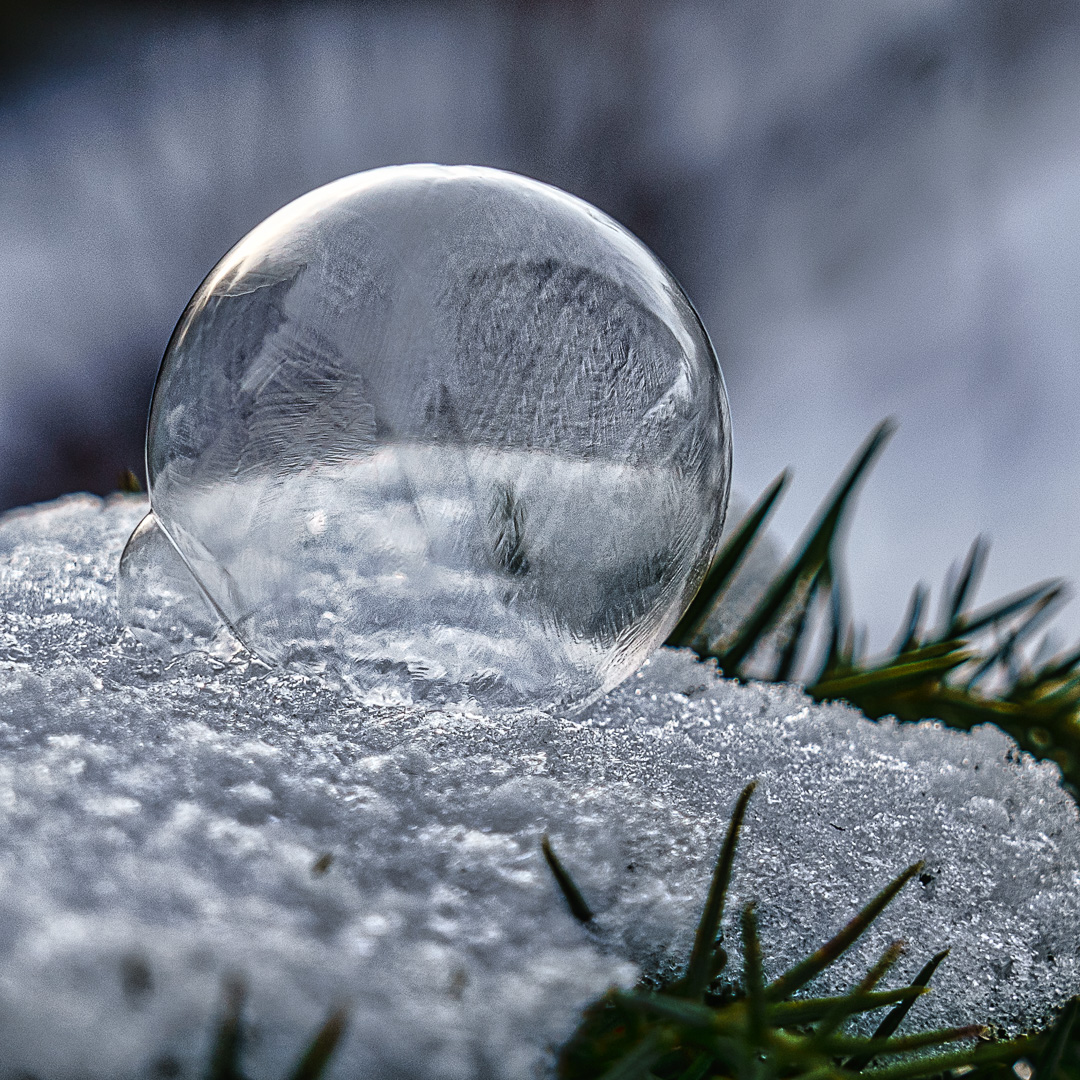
[0,493,1078,1078]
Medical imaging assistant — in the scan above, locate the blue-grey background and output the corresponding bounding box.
[3,0,1080,652]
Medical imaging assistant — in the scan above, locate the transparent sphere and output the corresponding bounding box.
[120,165,731,710]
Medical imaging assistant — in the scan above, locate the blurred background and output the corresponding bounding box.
[2,0,1080,652]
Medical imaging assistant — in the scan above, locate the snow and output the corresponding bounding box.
[0,493,1077,1078]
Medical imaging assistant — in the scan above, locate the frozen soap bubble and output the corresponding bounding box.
[119,165,731,709]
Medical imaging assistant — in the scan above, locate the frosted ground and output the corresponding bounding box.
[0,495,1078,1078]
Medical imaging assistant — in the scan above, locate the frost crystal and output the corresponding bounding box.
[120,164,731,711]
[1,495,1078,1078]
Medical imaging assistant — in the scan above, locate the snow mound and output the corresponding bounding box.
[0,494,1077,1078]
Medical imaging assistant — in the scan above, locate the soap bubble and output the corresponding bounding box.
[119,165,731,709]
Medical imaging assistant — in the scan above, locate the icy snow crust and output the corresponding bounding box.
[0,495,1078,1078]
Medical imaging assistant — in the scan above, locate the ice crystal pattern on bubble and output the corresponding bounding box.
[119,164,731,708]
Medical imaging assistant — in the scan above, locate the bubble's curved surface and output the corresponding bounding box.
[127,165,731,708]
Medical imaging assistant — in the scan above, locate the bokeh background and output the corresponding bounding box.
[3,0,1080,651]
